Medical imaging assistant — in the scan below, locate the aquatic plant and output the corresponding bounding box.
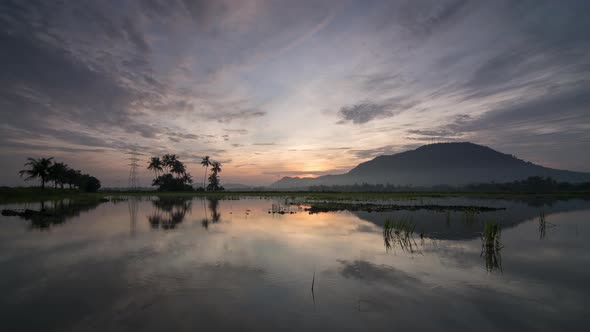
[480,221,503,272]
[383,217,419,253]
[270,201,294,214]
[538,210,557,240]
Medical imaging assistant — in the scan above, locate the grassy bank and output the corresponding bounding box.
[2,187,590,204]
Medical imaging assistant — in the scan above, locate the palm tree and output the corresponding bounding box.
[162,154,177,173]
[147,157,163,178]
[200,156,211,189]
[211,161,222,174]
[206,161,223,191]
[48,162,69,188]
[19,157,54,189]
[171,159,186,178]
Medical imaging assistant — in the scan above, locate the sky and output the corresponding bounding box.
[1,0,589,187]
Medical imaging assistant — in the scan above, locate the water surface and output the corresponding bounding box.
[1,196,589,331]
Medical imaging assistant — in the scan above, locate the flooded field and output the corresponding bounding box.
[1,196,589,331]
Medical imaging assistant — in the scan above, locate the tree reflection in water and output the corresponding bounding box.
[201,198,221,229]
[1,199,105,230]
[148,197,192,230]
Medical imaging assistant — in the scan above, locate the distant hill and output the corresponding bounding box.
[219,183,254,191]
[271,142,590,189]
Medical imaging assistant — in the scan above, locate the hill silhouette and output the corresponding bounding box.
[271,142,590,189]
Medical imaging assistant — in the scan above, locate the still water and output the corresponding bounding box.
[1,196,589,331]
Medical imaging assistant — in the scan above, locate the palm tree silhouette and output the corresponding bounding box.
[211,161,222,174]
[206,161,223,191]
[48,162,69,188]
[171,159,186,177]
[162,154,177,173]
[147,156,163,178]
[201,156,211,189]
[19,157,54,189]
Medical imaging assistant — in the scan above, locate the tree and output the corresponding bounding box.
[48,162,69,188]
[200,156,211,190]
[19,157,54,189]
[148,154,193,191]
[147,157,163,178]
[64,168,80,189]
[18,157,100,191]
[162,154,177,173]
[171,159,186,177]
[206,161,224,191]
[79,175,101,192]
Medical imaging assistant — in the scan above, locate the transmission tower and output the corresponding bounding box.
[126,150,141,190]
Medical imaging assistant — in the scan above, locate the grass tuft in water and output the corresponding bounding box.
[383,216,419,253]
[480,221,503,273]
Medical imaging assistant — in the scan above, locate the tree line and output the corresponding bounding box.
[19,157,101,192]
[147,154,223,191]
[306,177,590,193]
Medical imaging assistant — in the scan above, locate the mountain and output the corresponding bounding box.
[271,142,590,189]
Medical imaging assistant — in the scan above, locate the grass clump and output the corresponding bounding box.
[480,221,503,272]
[383,217,419,253]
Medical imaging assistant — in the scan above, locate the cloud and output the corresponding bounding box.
[337,260,423,286]
[122,16,151,53]
[262,168,349,176]
[337,103,398,125]
[204,109,267,123]
[349,144,421,159]
[2,0,590,185]
[224,129,249,135]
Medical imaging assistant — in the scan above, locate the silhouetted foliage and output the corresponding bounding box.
[19,157,53,189]
[201,156,211,189]
[206,161,224,191]
[19,157,101,192]
[147,156,163,178]
[148,154,193,191]
[48,162,69,188]
[464,176,590,193]
[306,177,590,193]
[79,175,101,192]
